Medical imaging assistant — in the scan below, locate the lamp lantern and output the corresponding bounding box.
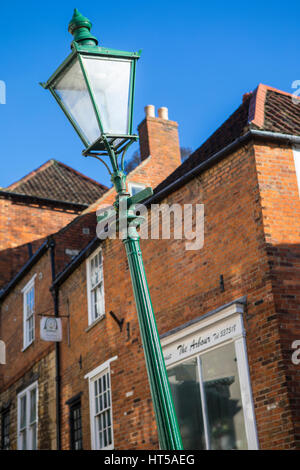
[41,9,139,157]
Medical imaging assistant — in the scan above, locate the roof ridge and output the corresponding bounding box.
[5,159,108,206]
[250,83,300,129]
[6,159,108,193]
[259,83,300,100]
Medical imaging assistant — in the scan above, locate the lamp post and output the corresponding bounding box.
[41,9,183,450]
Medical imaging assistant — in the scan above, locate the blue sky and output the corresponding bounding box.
[1,0,299,188]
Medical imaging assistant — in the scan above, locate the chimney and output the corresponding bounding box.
[242,91,253,103]
[138,105,181,175]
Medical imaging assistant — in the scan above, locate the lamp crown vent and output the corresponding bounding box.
[68,8,98,47]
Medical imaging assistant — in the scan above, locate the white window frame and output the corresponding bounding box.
[86,247,105,325]
[127,181,146,197]
[293,146,300,197]
[85,356,117,450]
[161,301,259,450]
[22,274,36,350]
[17,381,38,450]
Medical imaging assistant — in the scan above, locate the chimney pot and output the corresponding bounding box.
[145,105,155,118]
[158,107,168,120]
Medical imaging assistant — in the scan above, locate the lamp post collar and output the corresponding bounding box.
[68,8,98,47]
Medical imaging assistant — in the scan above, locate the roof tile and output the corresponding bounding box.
[6,159,107,205]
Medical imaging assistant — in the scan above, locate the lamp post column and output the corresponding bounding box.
[123,232,183,450]
[109,169,183,450]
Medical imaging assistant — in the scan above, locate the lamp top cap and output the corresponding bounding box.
[68,8,98,46]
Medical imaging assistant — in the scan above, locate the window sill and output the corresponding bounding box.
[85,315,106,333]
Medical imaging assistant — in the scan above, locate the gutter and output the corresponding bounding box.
[48,238,61,451]
[0,190,88,212]
[51,237,100,290]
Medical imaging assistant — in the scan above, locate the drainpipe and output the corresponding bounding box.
[48,238,61,450]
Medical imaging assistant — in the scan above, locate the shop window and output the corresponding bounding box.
[168,343,247,449]
[162,301,258,450]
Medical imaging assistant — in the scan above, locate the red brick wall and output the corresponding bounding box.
[0,252,54,392]
[0,198,80,287]
[56,140,299,449]
[254,142,300,447]
[52,211,97,277]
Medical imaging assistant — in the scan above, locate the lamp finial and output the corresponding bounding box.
[68,9,98,46]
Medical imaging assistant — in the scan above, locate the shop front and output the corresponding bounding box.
[161,299,258,450]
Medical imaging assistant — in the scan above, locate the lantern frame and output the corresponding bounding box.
[41,41,140,156]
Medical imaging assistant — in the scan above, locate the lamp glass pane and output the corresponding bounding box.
[53,58,100,144]
[82,55,132,135]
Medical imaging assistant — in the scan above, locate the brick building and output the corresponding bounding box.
[0,85,299,450]
[0,159,107,288]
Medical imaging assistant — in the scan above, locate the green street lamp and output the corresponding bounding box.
[41,9,183,451]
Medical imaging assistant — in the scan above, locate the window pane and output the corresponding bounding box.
[108,426,112,445]
[82,56,131,135]
[201,342,248,450]
[70,402,83,450]
[28,317,34,343]
[24,286,35,346]
[93,371,113,449]
[30,388,36,423]
[93,289,99,320]
[21,430,27,450]
[53,58,100,145]
[89,251,104,323]
[26,287,34,318]
[31,423,37,450]
[20,396,26,429]
[168,358,205,450]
